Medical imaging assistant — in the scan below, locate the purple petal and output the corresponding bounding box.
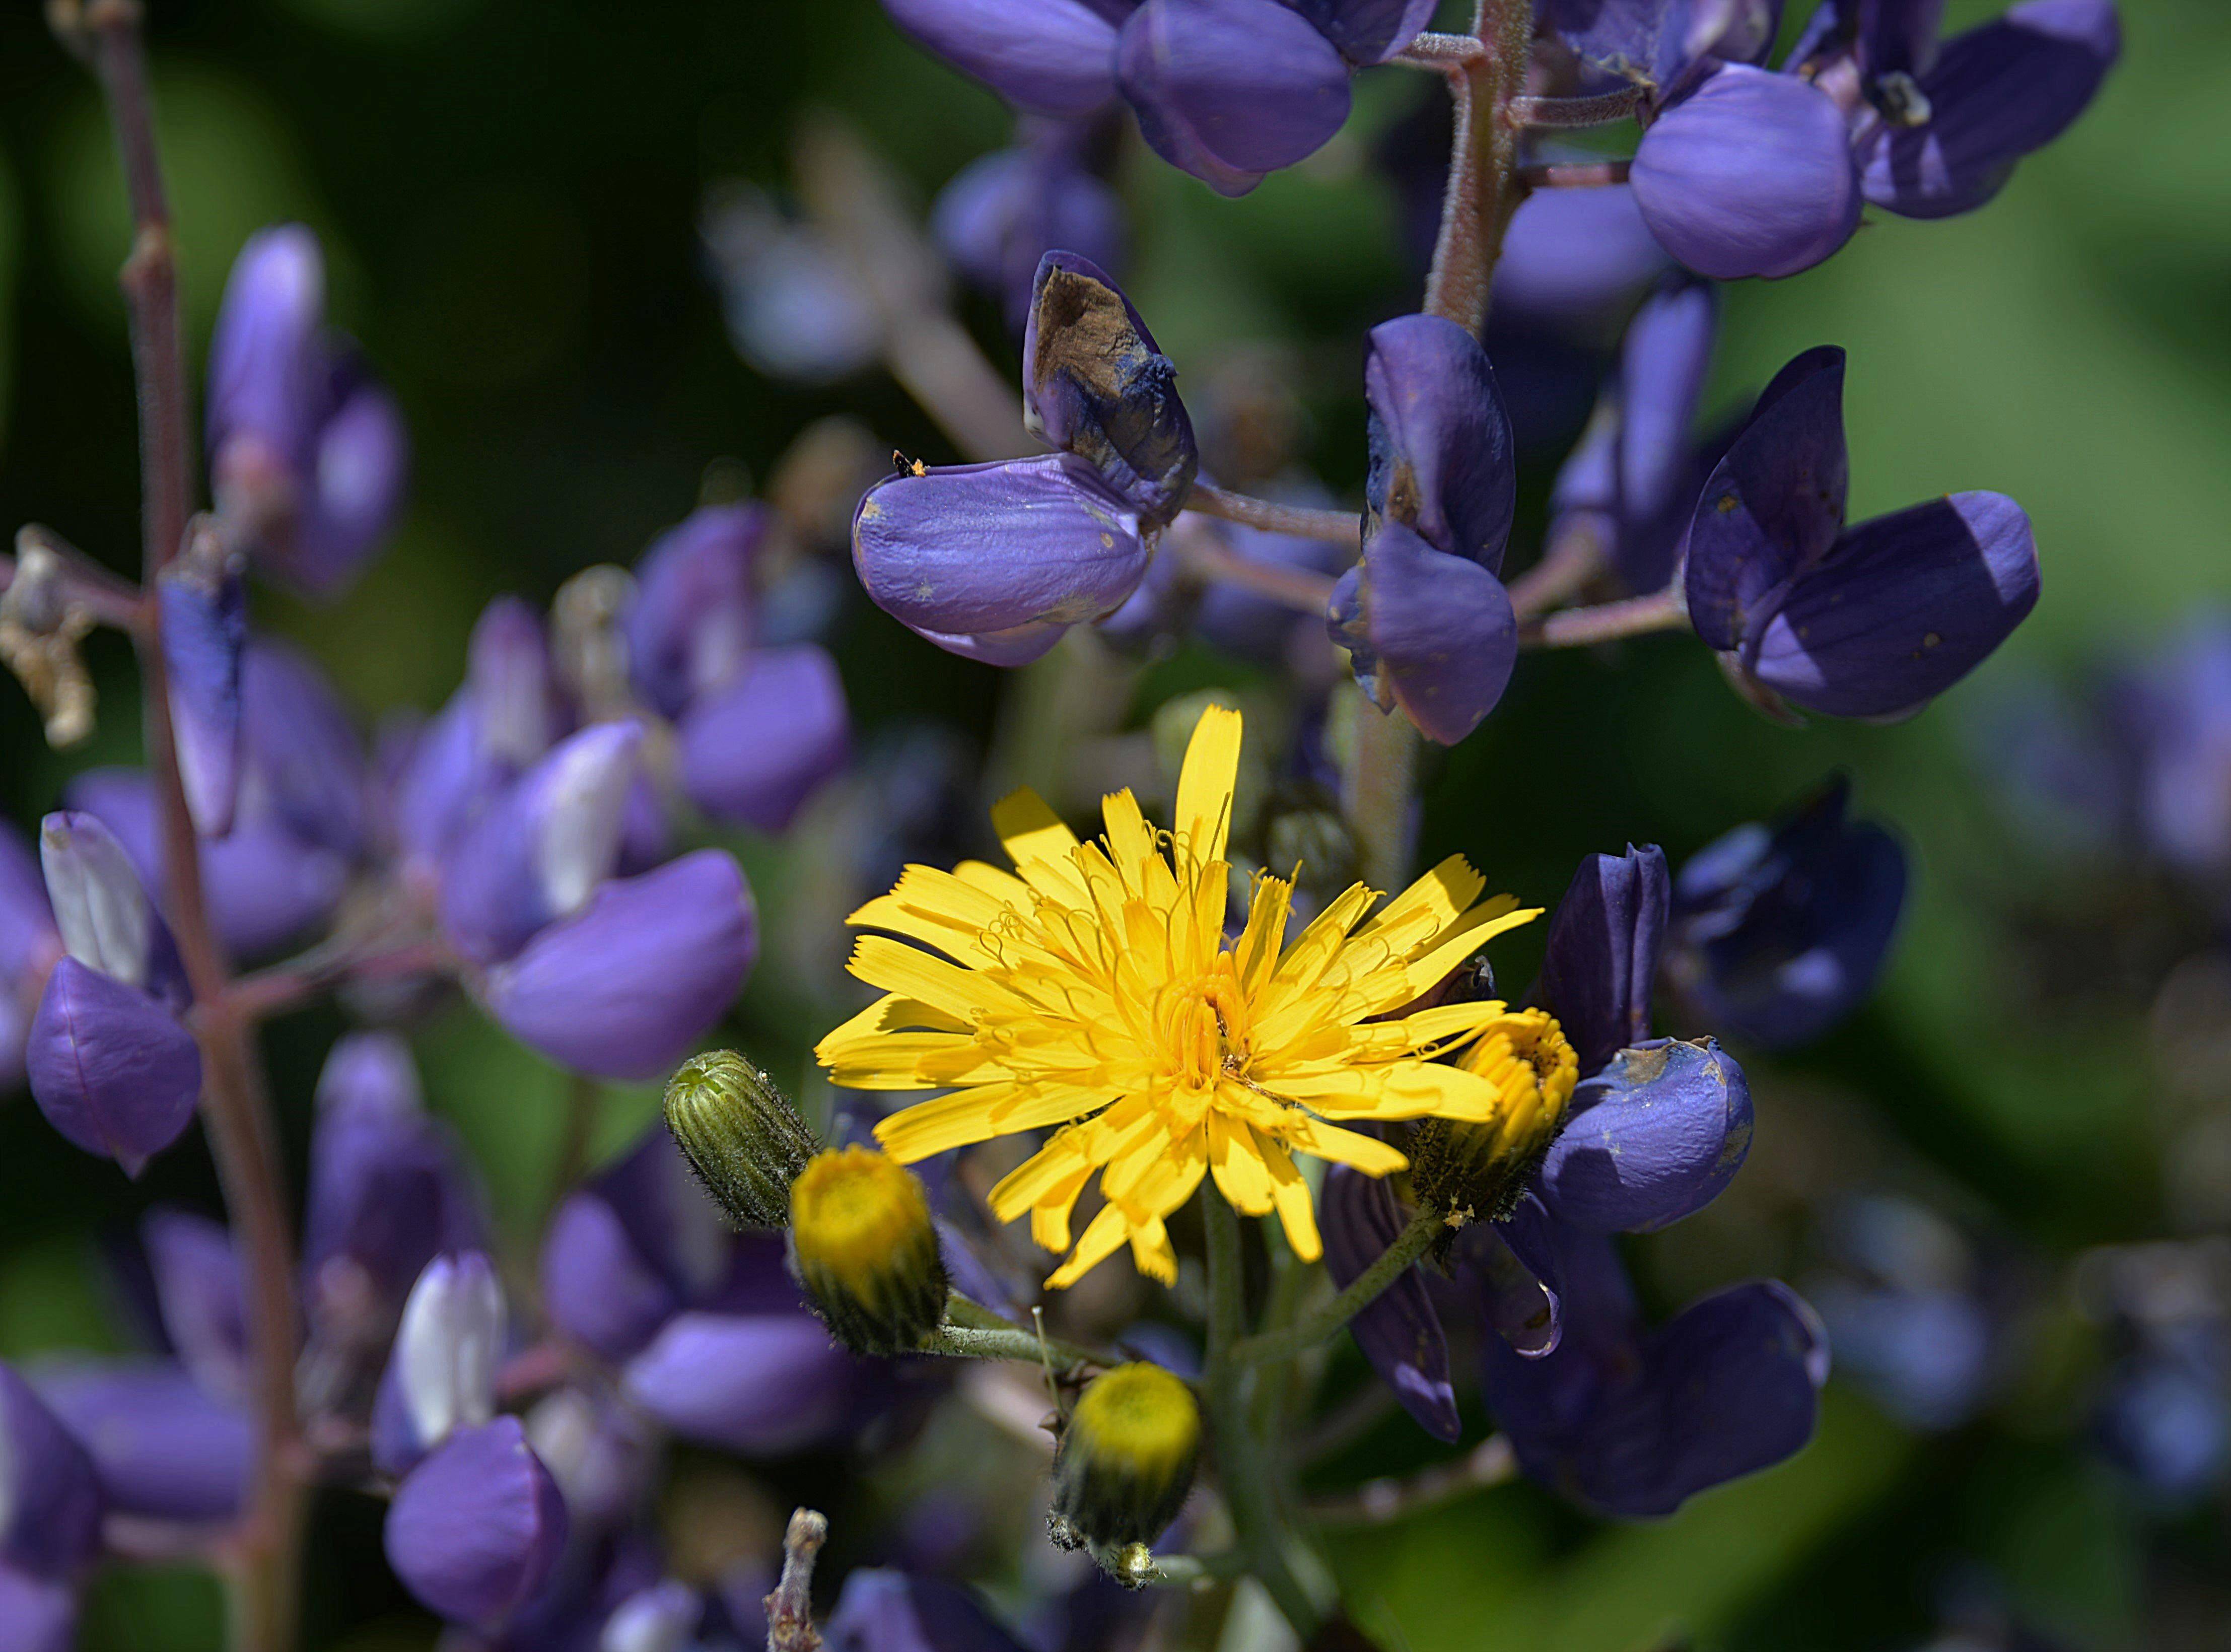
[622,1313,878,1455]
[626,505,763,721]
[602,1581,705,1652]
[142,1209,249,1405]
[0,1568,76,1652]
[1751,491,2039,719]
[27,959,200,1178]
[1291,0,1439,65]
[384,1418,568,1630]
[294,370,410,599]
[34,1361,251,1523]
[880,0,1123,118]
[468,596,566,772]
[0,1362,104,1578]
[158,563,246,839]
[207,225,324,462]
[1329,522,1518,746]
[1631,63,1861,280]
[371,1252,505,1477]
[539,1191,682,1364]
[824,1569,1034,1652]
[1810,1281,1991,1431]
[483,850,757,1081]
[1320,1167,1459,1441]
[914,620,1069,667]
[38,811,155,992]
[1537,1038,1752,1232]
[0,822,58,993]
[676,645,851,834]
[1682,346,1851,650]
[1543,0,1784,89]
[934,146,1127,332]
[440,721,645,965]
[521,1387,660,1537]
[1364,314,1516,571]
[1615,277,1717,539]
[1494,185,1672,328]
[1116,0,1352,196]
[853,454,1148,645]
[583,1129,738,1307]
[1531,845,1670,1074]
[241,639,369,859]
[1454,1220,1562,1358]
[1859,0,2119,220]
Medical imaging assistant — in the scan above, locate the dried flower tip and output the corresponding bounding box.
[787,1145,947,1355]
[664,1051,822,1231]
[1050,1362,1199,1555]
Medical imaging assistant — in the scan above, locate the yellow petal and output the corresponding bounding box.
[1401,903,1542,998]
[815,993,967,1058]
[873,1082,1113,1160]
[1207,1111,1276,1214]
[1173,702,1243,868]
[1252,1132,1322,1262]
[1280,1114,1411,1177]
[1046,1202,1131,1288]
[1354,854,1487,948]
[847,935,1008,1022]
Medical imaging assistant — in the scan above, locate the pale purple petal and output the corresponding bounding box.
[1494,186,1671,328]
[27,959,200,1178]
[384,1418,568,1629]
[881,0,1123,118]
[158,563,246,839]
[540,1191,682,1364]
[142,1209,249,1405]
[34,1361,251,1523]
[626,505,763,720]
[677,645,851,834]
[622,1313,878,1455]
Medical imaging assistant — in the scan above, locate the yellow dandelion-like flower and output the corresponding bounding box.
[813,705,1542,1288]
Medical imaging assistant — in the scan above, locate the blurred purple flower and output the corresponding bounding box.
[0,822,62,1092]
[157,557,247,839]
[34,1361,251,1524]
[0,1362,104,1580]
[370,1252,505,1477]
[936,129,1125,331]
[0,1569,76,1652]
[824,1568,1034,1652]
[384,1417,569,1630]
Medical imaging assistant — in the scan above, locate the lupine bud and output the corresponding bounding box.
[157,549,247,839]
[27,958,202,1177]
[371,1253,505,1477]
[1049,1362,1200,1557]
[663,1051,821,1230]
[1022,252,1197,527]
[1536,1038,1753,1232]
[1531,845,1670,1076]
[0,1362,104,1579]
[788,1145,948,1355]
[383,1418,568,1630]
[1408,1008,1578,1221]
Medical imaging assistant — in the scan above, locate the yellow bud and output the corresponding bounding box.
[1409,1008,1578,1221]
[788,1146,947,1355]
[1050,1362,1200,1557]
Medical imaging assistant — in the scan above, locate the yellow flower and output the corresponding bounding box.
[814,705,1542,1288]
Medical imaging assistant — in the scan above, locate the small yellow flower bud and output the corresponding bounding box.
[663,1052,821,1230]
[788,1146,948,1355]
[1409,1008,1579,1221]
[1050,1362,1200,1557]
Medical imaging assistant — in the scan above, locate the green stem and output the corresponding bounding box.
[1202,1197,1323,1637]
[918,1295,1129,1375]
[1230,1207,1442,1369]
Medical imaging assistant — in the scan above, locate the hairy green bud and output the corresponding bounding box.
[663,1051,820,1230]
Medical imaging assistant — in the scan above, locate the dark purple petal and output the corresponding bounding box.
[881,0,1123,118]
[27,959,200,1178]
[1859,0,2119,220]
[207,225,324,462]
[1668,779,1908,1049]
[1320,1167,1459,1441]
[1452,1220,1562,1359]
[622,1313,878,1455]
[1022,252,1197,526]
[1751,492,2039,719]
[1116,0,1352,196]
[676,645,851,834]
[1682,346,1850,650]
[34,1361,251,1523]
[626,505,763,721]
[1363,314,1516,572]
[1537,1038,1752,1232]
[1494,185,1672,328]
[824,1569,1034,1652]
[384,1418,568,1630]
[1543,0,1784,89]
[1328,522,1518,746]
[934,147,1127,332]
[1289,0,1438,65]
[440,721,644,965]
[483,850,757,1081]
[0,1362,104,1578]
[241,640,369,859]
[371,1253,505,1477]
[1532,846,1670,1074]
[539,1192,682,1363]
[158,562,246,840]
[853,454,1148,646]
[0,1568,75,1652]
[1631,63,1861,280]
[142,1209,249,1405]
[1615,277,1716,537]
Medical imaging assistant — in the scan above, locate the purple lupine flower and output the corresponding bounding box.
[824,1568,1034,1652]
[157,556,247,839]
[384,1416,569,1630]
[480,848,757,1081]
[625,506,761,724]
[1537,1038,1752,1233]
[2081,1242,2230,1504]
[1329,314,1518,744]
[0,1568,76,1652]
[935,127,1126,331]
[1530,844,1671,1077]
[1321,1166,1460,1441]
[2105,613,2231,880]
[541,1129,885,1453]
[371,1253,505,1477]
[0,1362,104,1581]
[34,1361,252,1523]
[141,1209,249,1404]
[207,225,409,598]
[1664,777,1908,1049]
[26,814,200,1177]
[1493,184,1672,332]
[702,183,884,386]
[853,454,1150,666]
[0,822,62,1092]
[1540,0,1783,88]
[1684,348,2039,720]
[1479,1215,1829,1517]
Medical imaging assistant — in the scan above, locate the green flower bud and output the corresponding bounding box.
[663,1052,820,1230]
[788,1146,948,1355]
[1049,1363,1199,1558]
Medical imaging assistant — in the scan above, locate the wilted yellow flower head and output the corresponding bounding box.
[814,705,1541,1287]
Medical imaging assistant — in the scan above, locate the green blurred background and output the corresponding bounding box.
[0,0,2224,1647]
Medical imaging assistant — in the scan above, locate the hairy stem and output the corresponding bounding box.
[916,1303,1128,1379]
[1344,699,1419,895]
[1520,584,1689,649]
[763,1508,828,1652]
[1182,481,1360,549]
[1165,517,1339,615]
[1509,88,1643,128]
[1421,0,1536,334]
[62,6,305,1647]
[1521,159,1633,189]
[1230,1206,1442,1368]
